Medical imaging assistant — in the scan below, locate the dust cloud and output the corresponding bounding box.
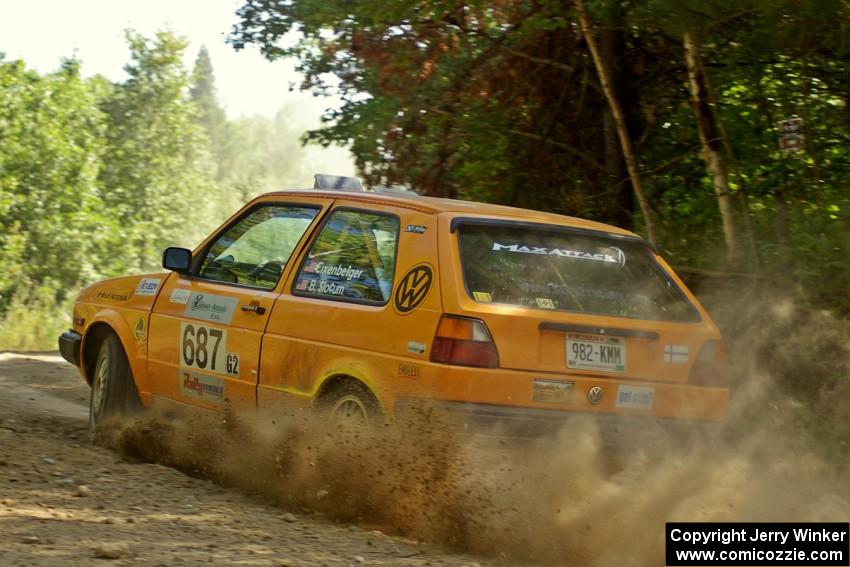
[101,287,849,566]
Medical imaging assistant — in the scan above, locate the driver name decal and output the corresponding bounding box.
[303,261,364,281]
[184,293,238,324]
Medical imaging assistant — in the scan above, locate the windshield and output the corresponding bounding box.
[458,224,700,322]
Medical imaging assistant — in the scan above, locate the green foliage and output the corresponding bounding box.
[190,46,229,181]
[0,58,106,303]
[0,30,322,350]
[0,282,73,351]
[231,0,850,313]
[98,31,220,271]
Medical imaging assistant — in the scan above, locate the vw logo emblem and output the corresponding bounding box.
[587,386,604,405]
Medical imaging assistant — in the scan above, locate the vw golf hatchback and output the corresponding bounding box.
[59,175,729,432]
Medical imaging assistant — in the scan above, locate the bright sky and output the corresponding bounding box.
[0,0,355,182]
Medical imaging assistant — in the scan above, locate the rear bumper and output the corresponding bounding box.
[395,398,721,445]
[58,330,82,367]
[439,365,729,422]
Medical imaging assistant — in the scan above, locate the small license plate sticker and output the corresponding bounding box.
[532,379,574,403]
[566,333,626,372]
[615,385,655,410]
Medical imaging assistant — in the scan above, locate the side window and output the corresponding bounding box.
[198,205,320,290]
[293,209,399,304]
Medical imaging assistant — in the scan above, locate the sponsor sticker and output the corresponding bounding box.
[398,362,420,379]
[134,318,145,340]
[405,224,427,234]
[532,379,574,403]
[472,291,492,303]
[664,345,689,363]
[491,242,626,266]
[407,341,427,355]
[97,291,128,302]
[170,288,191,304]
[135,278,162,296]
[615,385,655,410]
[184,293,238,324]
[394,264,433,313]
[179,370,225,404]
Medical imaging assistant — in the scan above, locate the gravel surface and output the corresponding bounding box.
[0,353,495,566]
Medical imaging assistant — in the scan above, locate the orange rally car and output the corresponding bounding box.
[58,175,729,432]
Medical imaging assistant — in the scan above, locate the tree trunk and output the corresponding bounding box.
[574,0,658,246]
[598,1,634,230]
[696,53,760,267]
[683,31,740,266]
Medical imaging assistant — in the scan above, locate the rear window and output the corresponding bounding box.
[458,224,700,322]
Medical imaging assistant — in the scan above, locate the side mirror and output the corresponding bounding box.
[162,247,192,275]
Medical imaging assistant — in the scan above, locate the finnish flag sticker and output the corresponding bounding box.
[664,345,689,363]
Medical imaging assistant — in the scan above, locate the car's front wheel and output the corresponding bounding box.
[89,333,142,428]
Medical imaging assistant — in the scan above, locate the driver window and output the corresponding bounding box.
[198,205,320,289]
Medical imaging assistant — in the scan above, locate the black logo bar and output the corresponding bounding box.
[394,264,433,313]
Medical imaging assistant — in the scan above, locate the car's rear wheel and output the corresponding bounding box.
[89,333,142,428]
[319,380,380,424]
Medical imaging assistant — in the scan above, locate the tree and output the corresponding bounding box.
[0,57,106,303]
[230,0,665,233]
[682,31,740,265]
[190,46,229,180]
[574,0,658,245]
[98,30,219,271]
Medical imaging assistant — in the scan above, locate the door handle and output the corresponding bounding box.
[241,303,266,315]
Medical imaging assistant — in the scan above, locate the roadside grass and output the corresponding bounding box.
[0,286,72,352]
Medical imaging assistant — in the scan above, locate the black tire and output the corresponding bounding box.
[319,380,381,424]
[89,333,142,428]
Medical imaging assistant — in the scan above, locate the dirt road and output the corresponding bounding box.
[0,353,493,566]
[2,352,847,567]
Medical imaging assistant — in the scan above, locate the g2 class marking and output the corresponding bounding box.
[225,353,240,376]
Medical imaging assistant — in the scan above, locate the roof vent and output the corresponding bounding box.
[313,174,364,192]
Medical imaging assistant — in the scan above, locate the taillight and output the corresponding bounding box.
[430,315,499,368]
[689,340,729,387]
